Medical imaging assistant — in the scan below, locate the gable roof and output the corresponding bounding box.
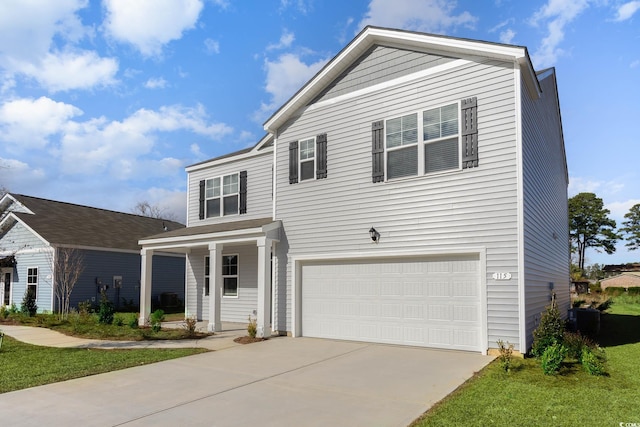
[263,25,540,134]
[1,194,184,252]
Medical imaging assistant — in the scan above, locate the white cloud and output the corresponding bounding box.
[16,50,118,93]
[614,1,640,21]
[204,38,220,55]
[267,30,295,51]
[0,157,47,192]
[631,59,640,68]
[500,29,516,44]
[568,176,625,197]
[358,0,477,34]
[103,0,204,57]
[529,0,590,68]
[254,53,328,122]
[0,0,118,92]
[0,97,82,150]
[144,77,168,89]
[607,199,640,221]
[279,0,313,14]
[131,187,187,223]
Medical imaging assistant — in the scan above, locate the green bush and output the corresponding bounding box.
[112,314,124,326]
[531,298,565,357]
[604,287,625,297]
[572,299,586,308]
[496,340,515,373]
[8,303,18,315]
[247,315,257,338]
[98,291,114,325]
[541,343,567,375]
[563,331,595,360]
[0,305,8,319]
[20,289,38,317]
[183,316,197,336]
[149,309,165,332]
[581,347,606,375]
[127,313,139,329]
[627,287,640,296]
[589,283,602,294]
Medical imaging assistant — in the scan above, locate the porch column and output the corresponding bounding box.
[139,248,154,326]
[208,243,223,332]
[257,237,272,338]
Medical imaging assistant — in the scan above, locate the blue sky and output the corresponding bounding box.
[0,0,639,266]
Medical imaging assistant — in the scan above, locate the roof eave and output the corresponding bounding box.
[264,26,540,133]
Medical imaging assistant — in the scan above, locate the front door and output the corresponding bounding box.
[1,270,12,306]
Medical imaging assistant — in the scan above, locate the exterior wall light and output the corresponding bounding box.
[369,227,380,242]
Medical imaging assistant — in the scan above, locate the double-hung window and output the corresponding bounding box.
[222,255,238,297]
[373,97,477,182]
[205,173,239,217]
[27,267,38,298]
[204,256,210,296]
[299,137,315,181]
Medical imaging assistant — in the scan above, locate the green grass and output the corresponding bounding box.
[411,296,640,427]
[0,336,207,394]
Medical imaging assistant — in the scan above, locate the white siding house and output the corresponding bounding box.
[139,26,569,354]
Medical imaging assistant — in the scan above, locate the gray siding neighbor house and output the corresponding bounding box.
[138,26,569,354]
[0,193,185,313]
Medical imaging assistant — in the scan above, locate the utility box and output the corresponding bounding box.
[569,308,600,336]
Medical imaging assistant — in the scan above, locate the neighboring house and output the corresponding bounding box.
[602,263,640,278]
[0,194,185,313]
[139,26,569,355]
[600,273,640,290]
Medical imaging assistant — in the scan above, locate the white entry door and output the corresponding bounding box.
[300,255,482,352]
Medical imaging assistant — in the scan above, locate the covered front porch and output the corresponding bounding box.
[138,218,281,338]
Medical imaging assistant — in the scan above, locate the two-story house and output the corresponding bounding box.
[139,26,569,355]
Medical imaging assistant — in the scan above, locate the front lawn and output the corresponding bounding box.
[0,336,207,394]
[411,296,640,426]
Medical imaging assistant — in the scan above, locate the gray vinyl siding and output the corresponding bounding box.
[313,45,455,103]
[521,72,570,351]
[0,221,53,311]
[68,250,185,311]
[186,151,272,227]
[274,53,521,349]
[186,244,257,323]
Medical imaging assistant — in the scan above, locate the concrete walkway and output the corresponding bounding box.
[0,337,494,427]
[0,322,247,351]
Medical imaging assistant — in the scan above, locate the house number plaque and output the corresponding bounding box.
[492,272,512,280]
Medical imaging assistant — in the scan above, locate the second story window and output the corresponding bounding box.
[299,137,315,181]
[205,173,239,217]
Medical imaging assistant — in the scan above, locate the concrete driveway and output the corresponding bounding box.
[0,337,493,427]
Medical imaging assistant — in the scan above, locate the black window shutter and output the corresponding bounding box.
[461,97,478,169]
[198,180,205,220]
[289,141,298,184]
[371,120,385,183]
[316,133,327,179]
[239,170,247,214]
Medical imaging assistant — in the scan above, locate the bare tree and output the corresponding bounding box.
[131,200,177,221]
[54,247,84,320]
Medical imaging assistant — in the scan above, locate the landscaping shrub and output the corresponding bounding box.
[581,347,606,375]
[0,305,8,319]
[8,303,18,315]
[127,313,139,329]
[150,309,165,332]
[20,289,38,317]
[112,314,124,326]
[78,300,93,316]
[496,339,515,373]
[589,282,602,294]
[604,287,625,297]
[563,331,595,360]
[596,298,612,311]
[183,316,197,336]
[98,291,114,325]
[627,287,640,296]
[247,315,257,338]
[540,343,567,375]
[572,299,586,308]
[531,297,564,357]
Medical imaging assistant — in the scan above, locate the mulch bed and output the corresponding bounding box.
[233,336,267,344]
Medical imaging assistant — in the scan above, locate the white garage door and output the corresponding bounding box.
[301,255,482,352]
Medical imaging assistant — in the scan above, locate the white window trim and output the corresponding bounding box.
[384,100,462,181]
[298,137,316,182]
[222,253,239,298]
[205,172,240,218]
[26,266,38,299]
[1,268,13,306]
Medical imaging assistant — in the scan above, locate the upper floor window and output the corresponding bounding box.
[372,97,477,183]
[205,173,239,217]
[299,137,316,181]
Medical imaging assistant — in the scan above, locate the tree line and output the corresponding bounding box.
[569,192,640,273]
